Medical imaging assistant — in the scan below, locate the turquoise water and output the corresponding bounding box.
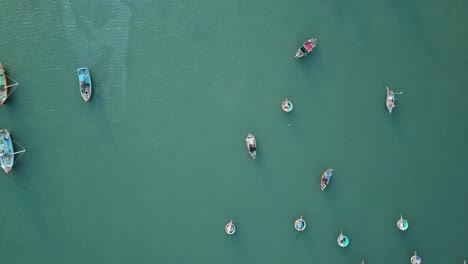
[1,0,468,263]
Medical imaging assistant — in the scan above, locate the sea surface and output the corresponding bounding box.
[1,0,468,263]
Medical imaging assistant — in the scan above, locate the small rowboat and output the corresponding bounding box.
[386,86,402,113]
[0,129,14,173]
[225,220,236,235]
[282,98,293,113]
[245,134,257,159]
[294,216,306,231]
[77,67,92,102]
[397,215,409,231]
[337,230,349,248]
[320,168,333,191]
[410,251,421,264]
[386,87,395,113]
[0,63,9,105]
[294,38,317,58]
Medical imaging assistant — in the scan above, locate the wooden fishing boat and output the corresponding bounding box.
[320,168,333,190]
[225,220,236,235]
[0,63,9,105]
[410,251,421,264]
[282,98,293,113]
[77,67,92,102]
[245,134,257,159]
[294,38,317,58]
[337,230,349,248]
[294,216,306,231]
[397,215,409,231]
[0,129,14,173]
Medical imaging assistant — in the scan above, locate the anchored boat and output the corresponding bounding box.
[77,67,92,102]
[0,64,19,105]
[0,64,8,105]
[294,216,306,231]
[0,129,14,173]
[245,134,257,159]
[0,129,26,173]
[294,38,317,58]
[410,251,421,264]
[337,231,349,248]
[320,168,333,191]
[282,98,293,113]
[386,86,402,113]
[225,220,236,235]
[397,215,409,231]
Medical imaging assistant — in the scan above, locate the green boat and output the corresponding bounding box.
[0,63,9,105]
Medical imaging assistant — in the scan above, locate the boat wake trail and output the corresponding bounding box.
[62,0,131,109]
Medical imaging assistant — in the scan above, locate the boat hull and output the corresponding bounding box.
[320,168,333,190]
[294,38,317,58]
[0,129,14,173]
[282,99,293,112]
[0,64,9,105]
[77,68,92,102]
[246,134,257,159]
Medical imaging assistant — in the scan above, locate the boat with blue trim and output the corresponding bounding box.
[77,67,92,102]
[245,134,257,159]
[0,129,14,173]
[337,230,349,248]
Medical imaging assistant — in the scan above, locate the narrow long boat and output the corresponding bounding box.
[294,38,317,58]
[320,168,333,190]
[0,129,14,173]
[245,134,257,159]
[0,63,9,105]
[77,67,92,102]
[386,86,396,113]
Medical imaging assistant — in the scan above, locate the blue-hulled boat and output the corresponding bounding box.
[321,168,333,190]
[294,216,306,231]
[0,129,14,173]
[77,68,92,102]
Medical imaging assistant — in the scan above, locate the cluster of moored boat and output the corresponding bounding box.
[0,64,92,173]
[1,40,461,263]
[225,38,452,264]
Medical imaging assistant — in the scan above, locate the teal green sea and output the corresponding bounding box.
[1,0,468,263]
